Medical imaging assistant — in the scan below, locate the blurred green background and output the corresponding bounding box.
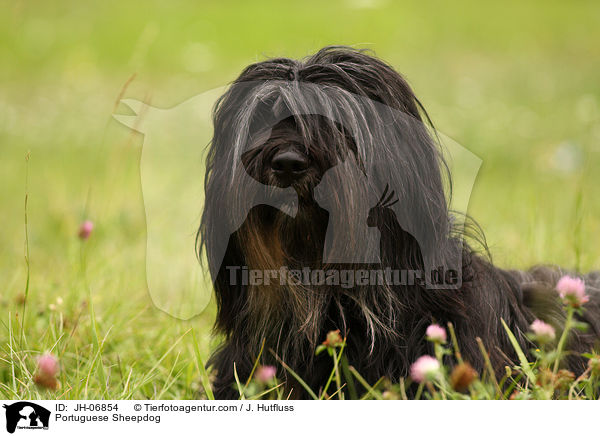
[1,0,599,398]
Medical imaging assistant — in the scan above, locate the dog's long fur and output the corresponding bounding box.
[199,46,600,399]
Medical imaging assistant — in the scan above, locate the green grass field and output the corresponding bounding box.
[1,0,600,399]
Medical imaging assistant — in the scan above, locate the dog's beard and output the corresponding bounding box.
[236,185,408,358]
[236,195,331,353]
[241,200,327,268]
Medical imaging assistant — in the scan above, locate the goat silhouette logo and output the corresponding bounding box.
[3,402,50,433]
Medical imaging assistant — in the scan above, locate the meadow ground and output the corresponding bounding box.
[1,0,600,399]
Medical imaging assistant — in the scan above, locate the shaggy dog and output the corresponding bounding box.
[199,46,600,399]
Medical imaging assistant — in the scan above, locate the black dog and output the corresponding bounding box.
[199,46,600,399]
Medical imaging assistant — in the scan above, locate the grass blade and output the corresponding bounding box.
[501,318,536,384]
[191,329,214,400]
[233,363,245,400]
[348,366,383,400]
[270,349,318,400]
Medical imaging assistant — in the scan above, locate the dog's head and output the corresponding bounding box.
[201,46,455,275]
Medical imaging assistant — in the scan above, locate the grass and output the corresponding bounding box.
[1,0,600,399]
[205,319,600,400]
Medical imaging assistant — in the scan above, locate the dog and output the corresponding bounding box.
[198,46,600,399]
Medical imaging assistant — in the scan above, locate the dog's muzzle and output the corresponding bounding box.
[270,147,309,184]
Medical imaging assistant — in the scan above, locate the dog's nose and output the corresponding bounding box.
[270,150,309,180]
